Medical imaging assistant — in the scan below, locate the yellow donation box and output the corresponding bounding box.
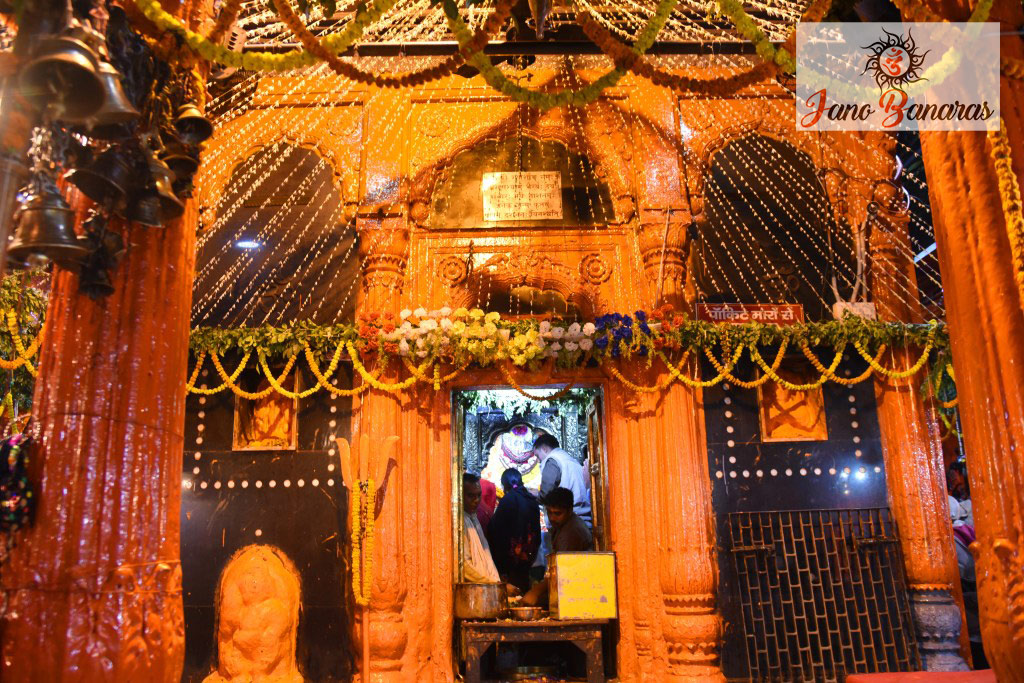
[549,552,617,620]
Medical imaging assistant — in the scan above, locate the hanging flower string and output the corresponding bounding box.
[184,308,949,400]
[350,479,375,606]
[271,0,516,88]
[134,0,402,72]
[0,310,44,377]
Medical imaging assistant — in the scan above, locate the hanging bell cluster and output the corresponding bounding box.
[4,1,215,296]
[18,18,138,132]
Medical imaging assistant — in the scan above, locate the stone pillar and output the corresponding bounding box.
[0,2,207,679]
[0,194,195,680]
[605,363,724,682]
[903,0,1024,677]
[656,374,724,681]
[866,184,969,670]
[352,210,410,681]
[635,208,694,312]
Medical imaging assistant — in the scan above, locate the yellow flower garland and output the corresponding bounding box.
[1,310,43,376]
[498,362,578,400]
[800,342,878,386]
[702,339,788,389]
[989,118,1024,312]
[351,479,375,607]
[657,343,746,389]
[347,342,423,393]
[852,324,936,380]
[304,343,374,397]
[134,0,401,72]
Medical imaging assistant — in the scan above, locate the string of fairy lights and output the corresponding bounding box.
[189,1,945,328]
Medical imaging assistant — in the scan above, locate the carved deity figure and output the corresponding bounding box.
[236,380,296,450]
[204,545,303,683]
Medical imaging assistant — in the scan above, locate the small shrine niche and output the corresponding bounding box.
[757,362,829,442]
[232,376,299,450]
[429,136,615,229]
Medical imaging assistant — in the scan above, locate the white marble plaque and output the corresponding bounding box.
[481,171,563,221]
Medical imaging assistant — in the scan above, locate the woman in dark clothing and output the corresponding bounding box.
[486,468,542,593]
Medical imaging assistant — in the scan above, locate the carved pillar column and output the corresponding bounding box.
[904,0,1024,677]
[0,2,208,679]
[352,210,410,681]
[0,197,194,680]
[656,372,724,681]
[635,208,694,312]
[605,364,724,682]
[865,182,969,670]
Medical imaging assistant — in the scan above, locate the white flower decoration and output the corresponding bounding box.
[398,339,411,355]
[420,319,439,331]
[416,337,426,349]
[440,318,453,331]
[440,306,453,317]
[413,307,428,318]
[400,309,412,320]
[565,341,579,351]
[579,338,594,351]
[550,342,563,352]
[567,322,582,337]
[539,321,552,334]
[551,326,565,339]
[583,322,596,336]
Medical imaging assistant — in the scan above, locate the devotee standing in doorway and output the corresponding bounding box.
[462,473,501,583]
[486,468,542,593]
[533,434,591,526]
[521,487,594,606]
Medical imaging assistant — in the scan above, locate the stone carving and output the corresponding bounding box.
[204,546,303,683]
[448,250,602,317]
[579,253,612,285]
[437,254,470,287]
[910,590,970,671]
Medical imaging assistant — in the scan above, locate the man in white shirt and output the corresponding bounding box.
[533,434,591,527]
[462,473,501,583]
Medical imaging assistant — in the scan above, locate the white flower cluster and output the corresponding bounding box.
[538,320,598,355]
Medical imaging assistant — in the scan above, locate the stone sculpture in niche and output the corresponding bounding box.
[204,545,303,683]
[234,379,298,450]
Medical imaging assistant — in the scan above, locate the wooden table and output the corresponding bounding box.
[461,618,608,683]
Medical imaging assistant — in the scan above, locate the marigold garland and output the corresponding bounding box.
[133,0,401,72]
[272,0,515,88]
[0,310,43,376]
[499,362,578,400]
[183,312,948,400]
[701,339,787,389]
[443,0,676,110]
[989,118,1024,312]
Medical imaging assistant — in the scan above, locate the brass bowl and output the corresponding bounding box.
[506,606,547,621]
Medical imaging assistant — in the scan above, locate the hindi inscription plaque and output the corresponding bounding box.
[481,171,563,222]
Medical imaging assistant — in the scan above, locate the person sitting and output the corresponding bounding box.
[486,468,542,593]
[533,434,591,527]
[521,487,593,606]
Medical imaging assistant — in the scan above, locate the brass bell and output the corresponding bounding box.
[126,192,163,228]
[7,184,89,268]
[64,146,132,207]
[160,142,199,181]
[87,61,140,139]
[173,103,213,145]
[19,36,105,122]
[145,151,185,223]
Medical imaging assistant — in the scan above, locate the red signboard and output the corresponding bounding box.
[695,303,804,325]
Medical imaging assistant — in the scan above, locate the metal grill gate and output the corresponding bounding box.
[727,508,919,682]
